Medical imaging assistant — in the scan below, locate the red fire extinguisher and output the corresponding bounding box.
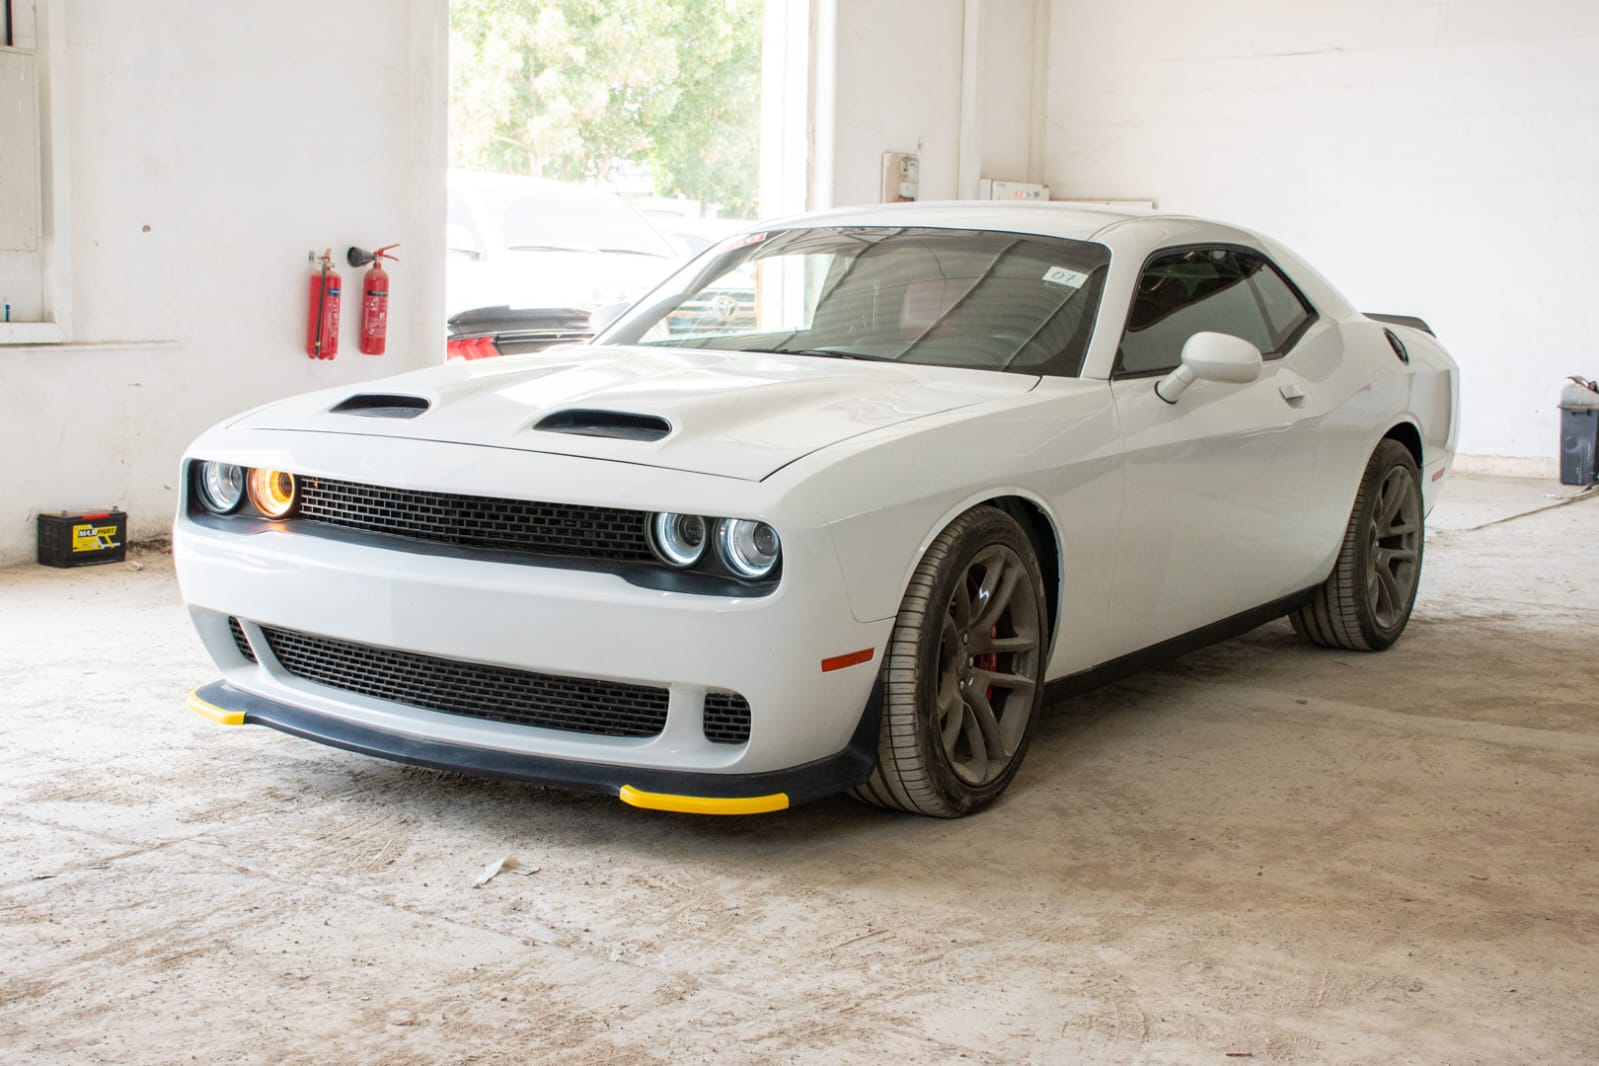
[306,249,341,360]
[349,244,399,355]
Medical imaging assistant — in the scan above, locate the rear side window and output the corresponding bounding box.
[1251,257,1314,346]
[1117,248,1314,376]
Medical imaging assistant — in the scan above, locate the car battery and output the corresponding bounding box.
[1559,380,1599,485]
[36,509,128,568]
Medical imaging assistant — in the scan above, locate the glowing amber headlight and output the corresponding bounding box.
[247,469,298,519]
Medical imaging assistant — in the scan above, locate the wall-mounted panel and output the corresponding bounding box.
[0,49,41,252]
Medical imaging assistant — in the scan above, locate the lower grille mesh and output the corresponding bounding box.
[703,692,752,745]
[260,626,668,738]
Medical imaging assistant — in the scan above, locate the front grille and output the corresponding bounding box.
[295,476,654,563]
[260,626,668,738]
[704,692,752,745]
[229,616,256,662]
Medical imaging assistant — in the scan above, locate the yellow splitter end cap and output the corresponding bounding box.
[618,784,789,816]
[186,689,246,726]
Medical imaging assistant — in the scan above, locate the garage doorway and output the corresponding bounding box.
[445,0,768,322]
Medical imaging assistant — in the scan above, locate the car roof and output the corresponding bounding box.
[762,200,1254,246]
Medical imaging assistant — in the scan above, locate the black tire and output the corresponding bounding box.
[1291,439,1424,651]
[850,505,1049,817]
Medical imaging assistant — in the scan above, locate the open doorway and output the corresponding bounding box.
[445,0,765,336]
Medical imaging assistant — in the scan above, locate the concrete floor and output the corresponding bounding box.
[2,474,1596,1064]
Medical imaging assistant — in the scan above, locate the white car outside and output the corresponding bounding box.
[176,202,1457,817]
[446,171,682,317]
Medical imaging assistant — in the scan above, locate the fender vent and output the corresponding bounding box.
[330,394,430,419]
[534,409,671,442]
[1383,329,1410,365]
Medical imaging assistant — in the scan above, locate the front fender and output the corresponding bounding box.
[780,379,1124,677]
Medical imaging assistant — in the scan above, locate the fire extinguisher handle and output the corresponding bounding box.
[347,244,400,268]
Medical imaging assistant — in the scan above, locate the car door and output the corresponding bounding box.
[1105,246,1325,654]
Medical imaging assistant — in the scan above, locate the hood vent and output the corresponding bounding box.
[330,394,430,419]
[534,408,671,442]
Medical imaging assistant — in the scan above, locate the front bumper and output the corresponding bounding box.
[174,437,893,810]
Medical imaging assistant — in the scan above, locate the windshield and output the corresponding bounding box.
[599,226,1110,377]
[478,185,677,258]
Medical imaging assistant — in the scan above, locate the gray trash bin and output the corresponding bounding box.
[1560,379,1599,485]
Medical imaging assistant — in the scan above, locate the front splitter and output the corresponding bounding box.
[186,679,880,814]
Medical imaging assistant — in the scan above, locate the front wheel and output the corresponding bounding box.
[851,506,1049,817]
[1292,439,1424,651]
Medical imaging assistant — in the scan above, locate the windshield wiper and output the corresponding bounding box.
[505,244,589,253]
[739,346,894,362]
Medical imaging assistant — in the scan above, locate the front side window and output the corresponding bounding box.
[601,226,1112,378]
[1117,248,1314,376]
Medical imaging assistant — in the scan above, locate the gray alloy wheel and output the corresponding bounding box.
[1291,439,1424,652]
[851,505,1048,817]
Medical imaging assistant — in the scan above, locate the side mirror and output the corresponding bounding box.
[1155,331,1264,404]
[446,224,481,259]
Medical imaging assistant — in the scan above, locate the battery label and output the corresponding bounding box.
[72,523,121,552]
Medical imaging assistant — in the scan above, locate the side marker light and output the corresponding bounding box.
[821,648,875,673]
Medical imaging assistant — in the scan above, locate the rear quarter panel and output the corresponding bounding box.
[1300,317,1458,584]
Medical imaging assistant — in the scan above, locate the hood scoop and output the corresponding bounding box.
[330,394,430,419]
[534,408,671,443]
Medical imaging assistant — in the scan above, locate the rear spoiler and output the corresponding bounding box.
[1366,313,1435,336]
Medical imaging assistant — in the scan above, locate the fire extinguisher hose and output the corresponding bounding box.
[314,260,327,357]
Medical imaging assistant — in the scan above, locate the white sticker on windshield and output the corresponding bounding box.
[1042,266,1089,289]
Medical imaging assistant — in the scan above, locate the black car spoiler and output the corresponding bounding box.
[1365,313,1435,336]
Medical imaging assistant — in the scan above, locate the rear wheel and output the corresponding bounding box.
[851,506,1048,817]
[1292,439,1424,651]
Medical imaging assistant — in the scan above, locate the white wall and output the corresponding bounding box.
[972,0,1046,188]
[829,0,966,206]
[821,0,1047,208]
[1045,0,1599,463]
[0,0,447,566]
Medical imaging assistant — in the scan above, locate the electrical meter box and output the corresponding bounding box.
[881,153,920,203]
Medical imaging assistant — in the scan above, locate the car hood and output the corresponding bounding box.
[232,345,1037,481]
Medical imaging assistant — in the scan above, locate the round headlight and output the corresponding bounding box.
[649,512,708,568]
[716,518,781,580]
[247,469,298,519]
[197,462,246,514]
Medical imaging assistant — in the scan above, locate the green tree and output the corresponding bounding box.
[450,0,762,217]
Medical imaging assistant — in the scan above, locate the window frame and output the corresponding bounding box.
[1110,242,1318,380]
[0,0,72,347]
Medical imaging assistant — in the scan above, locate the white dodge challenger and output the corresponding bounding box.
[176,203,1458,817]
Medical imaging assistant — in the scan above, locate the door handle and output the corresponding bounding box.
[1279,383,1305,406]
